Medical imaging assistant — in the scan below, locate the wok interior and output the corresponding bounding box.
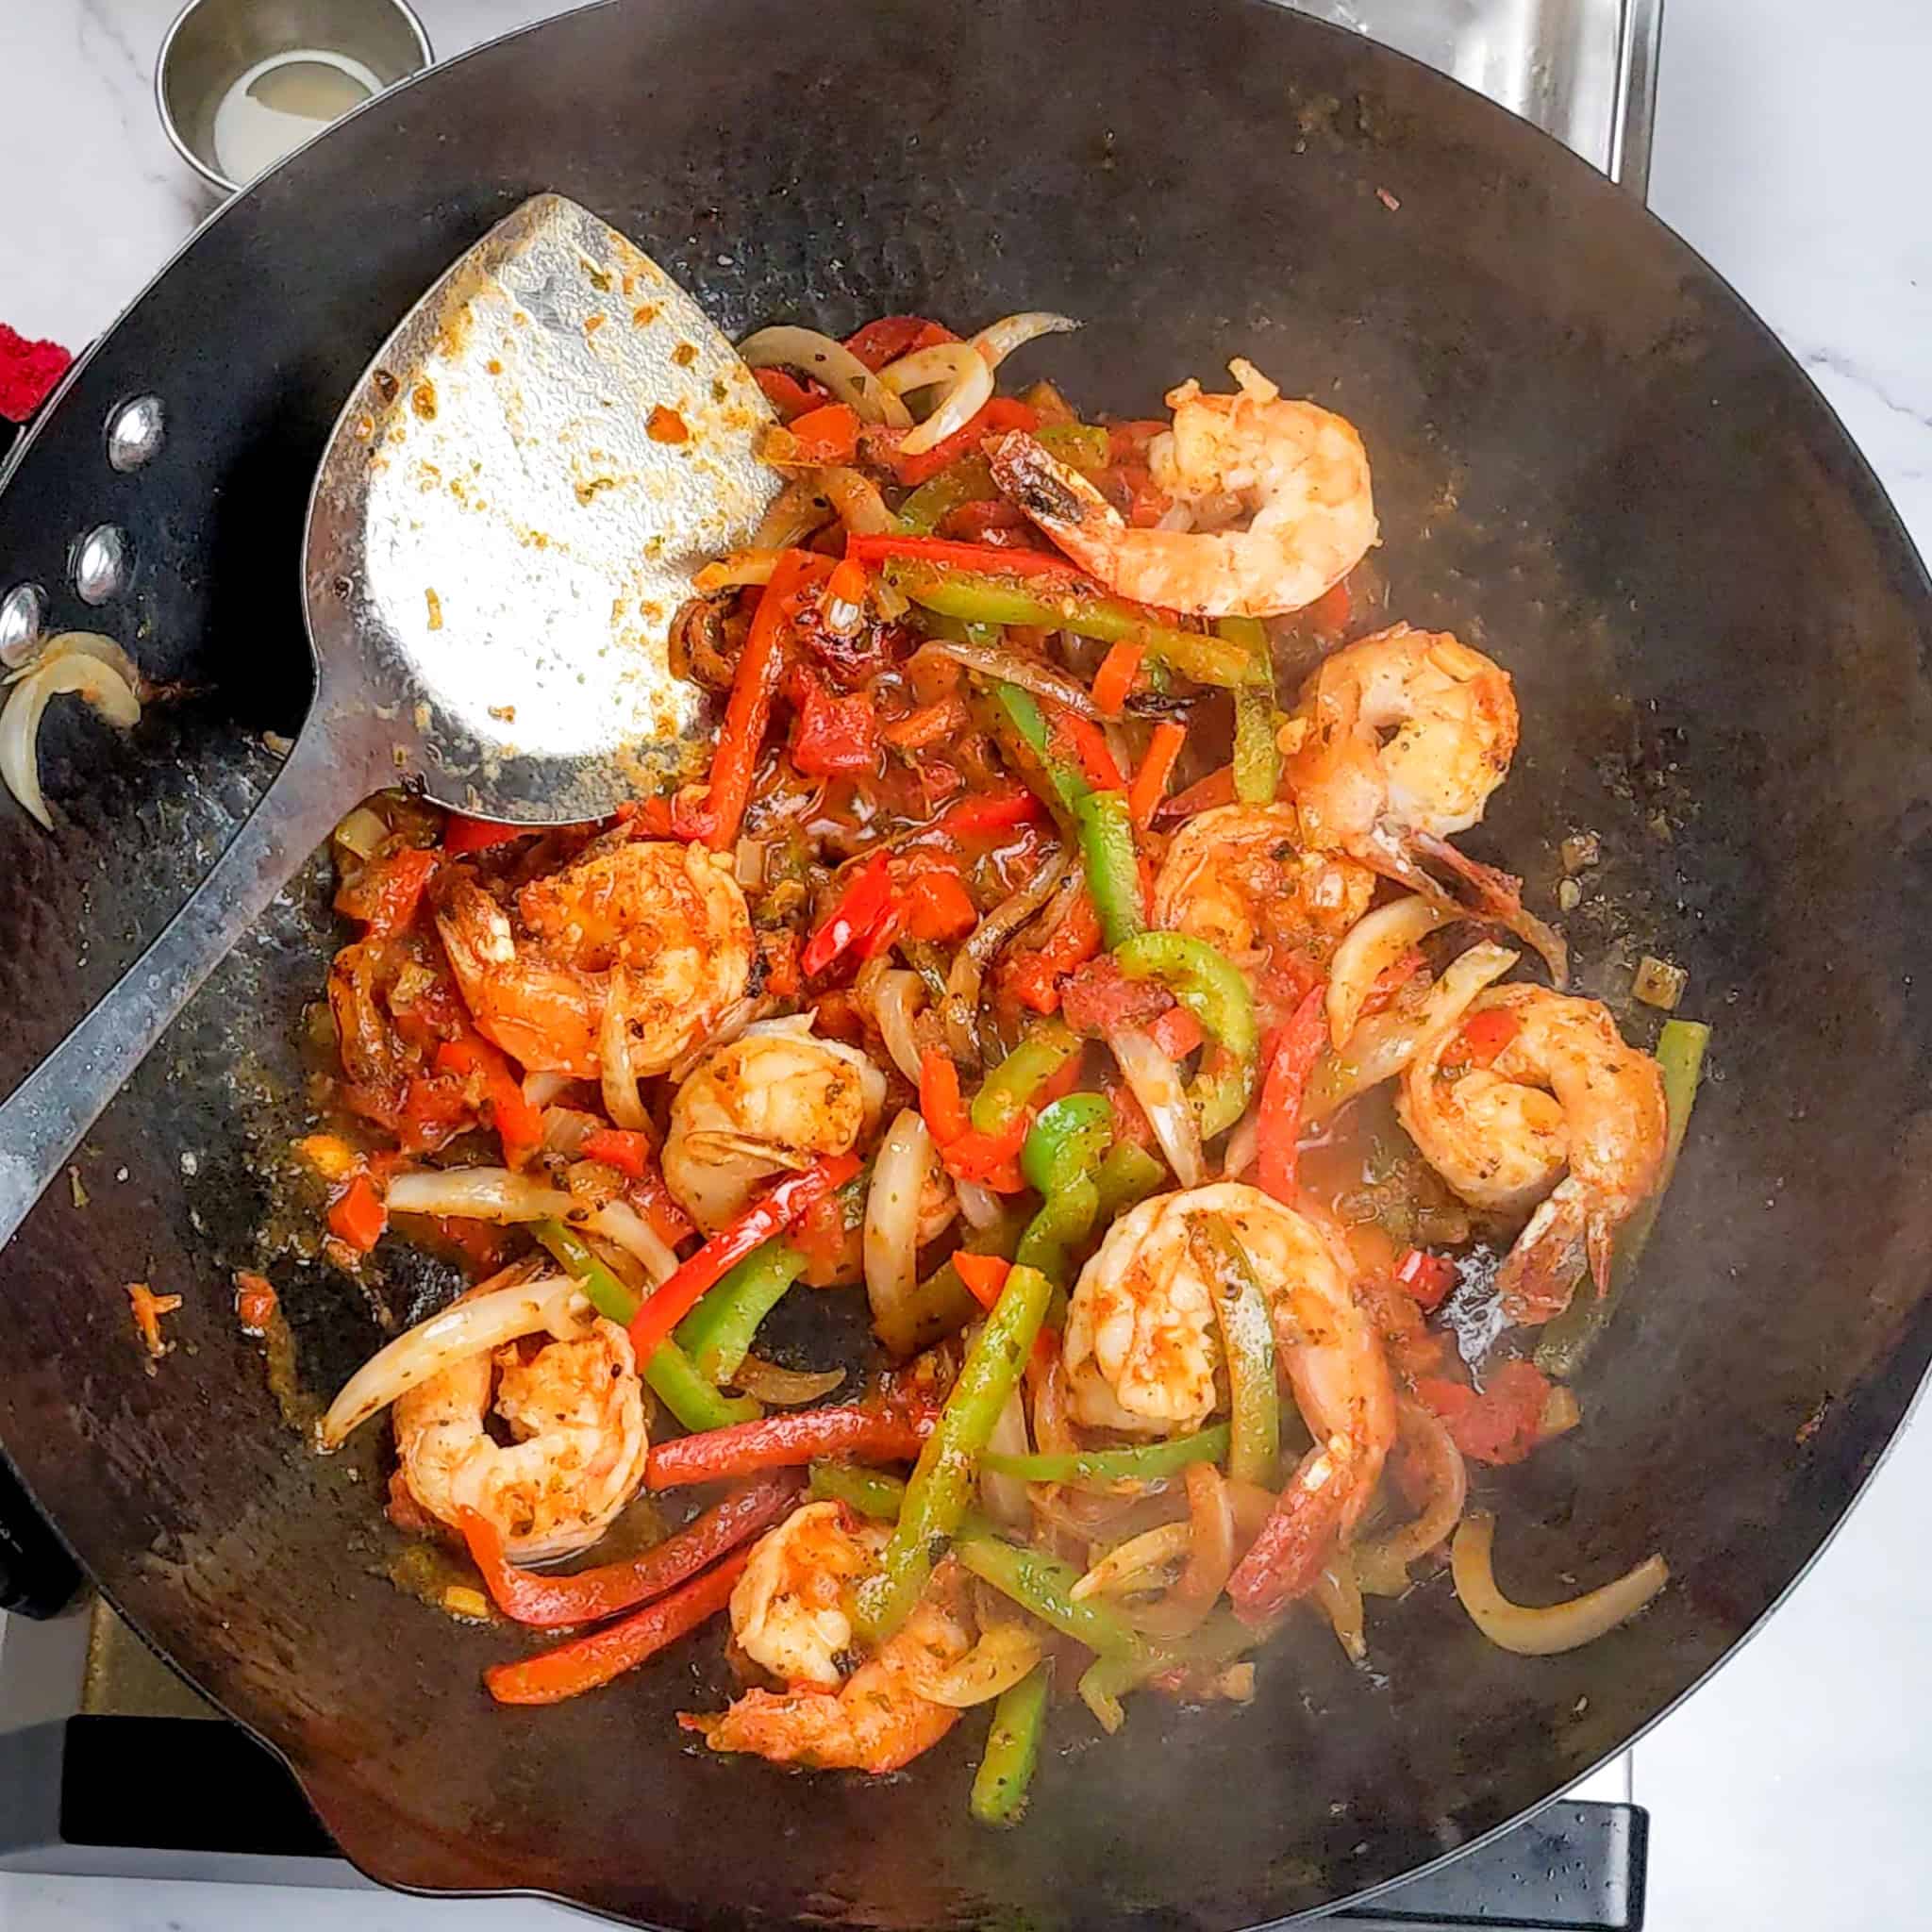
[1,1,1930,1924]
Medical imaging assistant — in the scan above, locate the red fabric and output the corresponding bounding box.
[0,325,73,424]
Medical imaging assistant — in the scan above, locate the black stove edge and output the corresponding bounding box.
[0,1715,1646,1925]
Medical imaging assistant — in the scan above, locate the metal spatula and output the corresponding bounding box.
[0,193,778,1249]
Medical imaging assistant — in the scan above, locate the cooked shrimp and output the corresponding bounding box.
[434,836,753,1079]
[1151,803,1374,1003]
[662,1015,889,1234]
[988,359,1375,617]
[728,1499,887,1690]
[1282,625,1565,979]
[1065,1183,1396,1512]
[685,1582,971,1774]
[391,1305,649,1565]
[1398,985,1667,1323]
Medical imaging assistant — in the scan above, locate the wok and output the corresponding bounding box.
[2,0,1929,1924]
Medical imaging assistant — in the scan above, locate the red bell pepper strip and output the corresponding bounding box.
[433,1036,543,1163]
[801,854,895,977]
[483,1550,751,1706]
[326,1174,387,1253]
[919,1048,971,1147]
[844,534,1080,580]
[927,788,1042,841]
[442,813,525,857]
[891,396,1040,488]
[1053,709,1126,791]
[337,845,439,939]
[704,548,830,853]
[1126,722,1188,830]
[843,315,957,370]
[1457,1006,1523,1068]
[577,1127,652,1177]
[789,672,880,777]
[645,1401,938,1489]
[1147,1004,1206,1062]
[626,1154,860,1359]
[1005,889,1103,1015]
[902,865,977,942]
[940,1116,1030,1188]
[459,1470,800,1629]
[1256,985,1328,1203]
[782,402,861,465]
[952,1251,1012,1312]
[1393,1247,1457,1312]
[1090,639,1143,717]
[753,367,825,417]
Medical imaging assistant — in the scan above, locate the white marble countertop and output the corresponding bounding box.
[2,2,1931,1928]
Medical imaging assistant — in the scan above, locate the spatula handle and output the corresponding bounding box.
[0,718,369,1253]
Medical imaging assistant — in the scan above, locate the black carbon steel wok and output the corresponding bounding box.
[3,0,1931,1924]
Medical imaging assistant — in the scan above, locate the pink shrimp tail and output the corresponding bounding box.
[1495,1178,1592,1325]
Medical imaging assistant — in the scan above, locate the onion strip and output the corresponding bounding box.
[970,311,1081,369]
[320,1266,584,1449]
[1451,1513,1668,1656]
[1,650,142,829]
[870,968,929,1085]
[863,1108,932,1334]
[1326,896,1451,1049]
[737,326,911,428]
[1356,1399,1469,1597]
[384,1168,576,1224]
[943,852,1070,1068]
[599,968,650,1131]
[692,549,784,593]
[730,1356,844,1406]
[1071,1523,1193,1601]
[880,342,993,457]
[819,465,895,536]
[1110,1026,1204,1187]
[911,1621,1043,1708]
[913,640,1102,720]
[979,1386,1032,1530]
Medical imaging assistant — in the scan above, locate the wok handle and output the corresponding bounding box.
[0,711,371,1254]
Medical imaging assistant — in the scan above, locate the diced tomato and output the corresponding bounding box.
[919,1049,970,1147]
[433,1036,543,1163]
[580,1128,652,1177]
[900,864,977,944]
[952,1251,1012,1311]
[1393,1247,1457,1311]
[754,367,826,418]
[842,315,957,371]
[1457,1007,1523,1069]
[1148,1004,1206,1062]
[941,1117,1029,1187]
[1004,888,1103,1015]
[631,1167,695,1248]
[936,498,1030,542]
[758,926,801,1001]
[335,846,438,939]
[783,402,861,465]
[394,1073,475,1153]
[1257,947,1324,1018]
[889,396,1041,488]
[789,670,880,777]
[233,1272,278,1333]
[327,1174,388,1253]
[1059,956,1174,1039]
[1415,1359,1554,1466]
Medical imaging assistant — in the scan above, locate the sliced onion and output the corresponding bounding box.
[863,1108,932,1333]
[880,343,993,457]
[319,1266,583,1449]
[955,1178,1004,1232]
[980,1385,1032,1530]
[912,1620,1043,1708]
[970,311,1081,370]
[738,325,911,428]
[751,475,836,551]
[1111,1026,1204,1187]
[1130,1460,1238,1640]
[1071,1523,1193,1600]
[1,650,142,829]
[385,1167,576,1223]
[541,1106,603,1158]
[913,640,1101,720]
[1326,896,1452,1049]
[731,1355,845,1406]
[735,836,767,891]
[599,967,650,1131]
[869,968,929,1085]
[1311,1551,1368,1662]
[4,630,142,690]
[586,1199,679,1283]
[522,1070,575,1109]
[692,549,785,593]
[332,804,390,861]
[943,853,1070,1069]
[1452,1513,1668,1656]
[1305,940,1520,1124]
[819,465,895,536]
[1026,1347,1079,1459]
[1221,1110,1259,1180]
[1356,1399,1469,1597]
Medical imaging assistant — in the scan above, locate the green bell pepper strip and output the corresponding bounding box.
[972,1020,1083,1138]
[532,1223,761,1433]
[1091,1141,1167,1225]
[956,1530,1150,1661]
[1188,1213,1280,1488]
[1220,617,1281,805]
[1012,1179,1098,1291]
[1076,1605,1257,1729]
[673,1241,808,1386]
[896,453,996,535]
[1537,1018,1711,1379]
[883,1212,1027,1358]
[1113,930,1261,1140]
[1073,788,1144,949]
[988,682,1090,823]
[857,1263,1055,1641]
[1035,421,1111,473]
[808,1461,908,1520]
[981,1421,1231,1487]
[971,1661,1052,1828]
[1014,1094,1114,1286]
[888,562,1257,689]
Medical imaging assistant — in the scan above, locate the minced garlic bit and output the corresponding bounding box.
[68,1166,89,1209]
[1632,954,1687,1010]
[441,1585,492,1623]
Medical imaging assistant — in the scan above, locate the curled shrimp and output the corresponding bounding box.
[1398,985,1666,1324]
[727,1499,887,1690]
[988,358,1375,617]
[662,1015,889,1235]
[1065,1183,1396,1508]
[434,836,753,1079]
[1152,803,1374,1010]
[1281,624,1565,980]
[685,1561,972,1774]
[391,1296,649,1565]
